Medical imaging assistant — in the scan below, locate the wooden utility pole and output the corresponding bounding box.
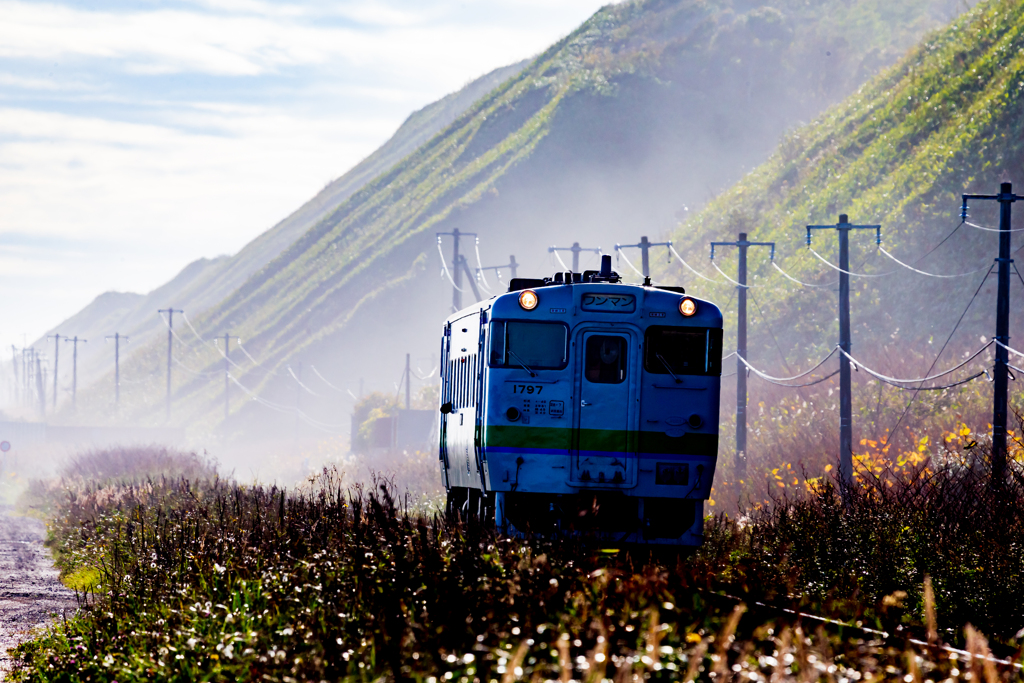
[158,308,183,421]
[710,233,775,479]
[962,183,1019,484]
[807,215,881,492]
[64,336,86,410]
[438,229,481,310]
[105,333,129,405]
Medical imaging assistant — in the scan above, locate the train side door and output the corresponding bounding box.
[570,328,637,486]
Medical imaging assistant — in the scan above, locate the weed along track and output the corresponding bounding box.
[0,507,75,678]
[6,446,1024,681]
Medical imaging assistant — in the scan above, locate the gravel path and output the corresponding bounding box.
[0,507,76,679]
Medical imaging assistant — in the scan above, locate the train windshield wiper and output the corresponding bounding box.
[507,349,537,377]
[656,353,682,384]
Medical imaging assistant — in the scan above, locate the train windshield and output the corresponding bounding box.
[489,321,568,370]
[644,326,723,376]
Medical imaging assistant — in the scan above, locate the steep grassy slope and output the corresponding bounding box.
[70,0,973,437]
[654,0,1024,485]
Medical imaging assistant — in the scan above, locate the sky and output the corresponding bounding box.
[0,0,611,354]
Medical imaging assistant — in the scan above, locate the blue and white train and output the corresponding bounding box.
[438,255,722,546]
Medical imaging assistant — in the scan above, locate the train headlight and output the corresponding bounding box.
[519,290,539,310]
[679,297,697,317]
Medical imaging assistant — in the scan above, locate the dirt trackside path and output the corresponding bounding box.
[0,506,76,679]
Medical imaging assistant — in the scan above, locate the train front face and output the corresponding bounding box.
[483,282,723,546]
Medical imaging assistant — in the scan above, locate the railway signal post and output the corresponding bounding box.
[709,233,775,479]
[64,336,86,410]
[105,333,129,405]
[158,308,183,421]
[807,215,881,492]
[962,182,1019,486]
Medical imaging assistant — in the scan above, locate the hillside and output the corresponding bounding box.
[32,61,527,416]
[65,0,974,439]
[655,0,1024,479]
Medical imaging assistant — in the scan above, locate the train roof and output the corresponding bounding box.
[444,256,722,328]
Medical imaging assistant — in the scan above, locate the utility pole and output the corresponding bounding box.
[219,333,240,423]
[405,353,412,410]
[35,354,45,418]
[710,233,775,479]
[158,308,183,421]
[616,236,672,278]
[10,347,18,405]
[104,334,129,406]
[64,337,86,410]
[807,214,881,492]
[962,183,1019,486]
[476,255,520,288]
[46,334,62,410]
[437,229,481,312]
[549,242,602,273]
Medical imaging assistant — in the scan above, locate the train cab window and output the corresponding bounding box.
[585,335,627,384]
[489,321,568,370]
[644,326,723,376]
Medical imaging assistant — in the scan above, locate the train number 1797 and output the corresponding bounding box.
[512,385,544,394]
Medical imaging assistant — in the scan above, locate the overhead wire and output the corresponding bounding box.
[771,260,831,288]
[994,339,1024,360]
[669,244,719,283]
[809,247,896,277]
[877,246,990,278]
[288,365,323,397]
[615,246,646,280]
[885,264,996,442]
[750,290,797,377]
[965,220,1024,233]
[552,249,572,273]
[736,347,838,382]
[473,241,493,294]
[437,239,462,291]
[710,260,754,288]
[838,343,993,385]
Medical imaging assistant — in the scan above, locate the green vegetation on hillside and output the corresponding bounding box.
[655,0,1024,502]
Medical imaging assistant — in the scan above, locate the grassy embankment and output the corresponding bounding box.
[11,444,1024,681]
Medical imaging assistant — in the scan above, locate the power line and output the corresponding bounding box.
[877,245,990,278]
[838,343,992,385]
[736,347,838,382]
[884,263,995,447]
[668,244,720,283]
[770,260,830,288]
[809,247,895,278]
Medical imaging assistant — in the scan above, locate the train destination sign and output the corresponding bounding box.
[580,293,635,312]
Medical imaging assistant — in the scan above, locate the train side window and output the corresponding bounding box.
[489,321,568,370]
[644,326,724,376]
[584,335,627,384]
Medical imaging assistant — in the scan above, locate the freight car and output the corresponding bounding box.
[438,255,722,546]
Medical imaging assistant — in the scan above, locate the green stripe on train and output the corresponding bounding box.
[483,426,717,456]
